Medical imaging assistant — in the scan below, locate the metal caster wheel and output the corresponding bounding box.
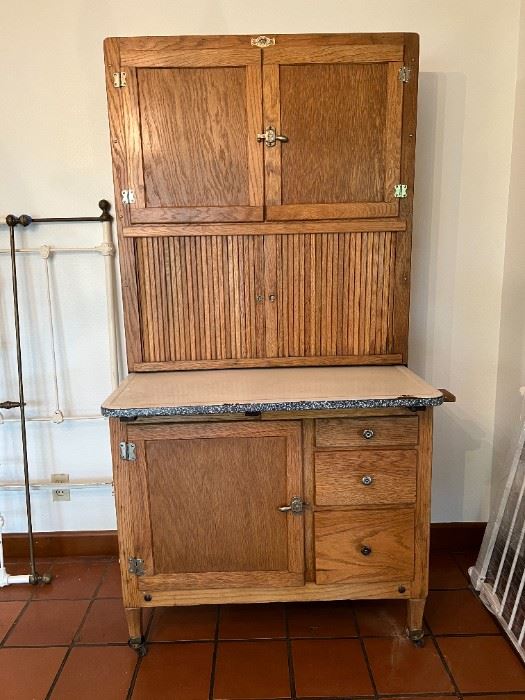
[407,628,425,647]
[128,636,148,657]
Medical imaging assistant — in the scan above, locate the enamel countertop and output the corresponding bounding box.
[101,365,443,418]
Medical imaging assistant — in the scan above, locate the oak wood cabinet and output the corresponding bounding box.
[101,32,441,657]
[103,32,418,371]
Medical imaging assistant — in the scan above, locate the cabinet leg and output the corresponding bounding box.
[406,598,426,647]
[125,607,147,656]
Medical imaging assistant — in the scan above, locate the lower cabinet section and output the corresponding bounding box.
[110,407,433,653]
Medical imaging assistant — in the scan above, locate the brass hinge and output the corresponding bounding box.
[398,66,411,83]
[121,189,136,205]
[394,184,408,198]
[128,557,144,576]
[112,71,127,88]
[119,442,136,461]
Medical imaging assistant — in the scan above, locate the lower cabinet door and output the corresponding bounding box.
[314,509,415,584]
[124,421,304,590]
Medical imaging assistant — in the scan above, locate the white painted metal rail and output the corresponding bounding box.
[471,387,525,662]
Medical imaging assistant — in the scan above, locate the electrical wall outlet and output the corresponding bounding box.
[52,473,70,502]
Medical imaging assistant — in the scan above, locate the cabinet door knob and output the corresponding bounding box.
[361,475,374,486]
[268,294,276,302]
[360,545,372,556]
[362,428,375,440]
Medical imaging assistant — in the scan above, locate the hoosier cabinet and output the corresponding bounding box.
[101,32,451,655]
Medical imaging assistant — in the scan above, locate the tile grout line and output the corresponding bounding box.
[0,596,33,647]
[43,564,108,700]
[285,603,297,700]
[352,602,379,699]
[423,617,463,698]
[208,605,221,700]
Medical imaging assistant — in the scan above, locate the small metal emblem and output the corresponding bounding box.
[251,36,275,48]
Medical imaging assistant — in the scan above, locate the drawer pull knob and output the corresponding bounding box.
[362,429,375,440]
[361,475,374,486]
[361,545,372,556]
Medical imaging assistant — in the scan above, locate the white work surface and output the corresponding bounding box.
[102,366,443,417]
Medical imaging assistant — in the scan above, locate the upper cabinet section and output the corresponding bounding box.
[105,34,419,226]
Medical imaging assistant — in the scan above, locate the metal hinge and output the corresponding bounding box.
[128,557,144,576]
[398,66,411,83]
[119,442,136,461]
[121,189,135,205]
[394,184,408,198]
[112,71,127,88]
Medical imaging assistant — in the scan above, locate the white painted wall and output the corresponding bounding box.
[0,0,522,531]
[490,0,525,515]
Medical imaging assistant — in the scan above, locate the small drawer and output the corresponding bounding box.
[315,450,417,506]
[314,508,415,584]
[315,416,418,448]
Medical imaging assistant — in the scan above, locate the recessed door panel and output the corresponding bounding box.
[120,49,264,223]
[126,421,304,590]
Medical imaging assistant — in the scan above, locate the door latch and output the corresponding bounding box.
[257,126,288,147]
[278,496,308,515]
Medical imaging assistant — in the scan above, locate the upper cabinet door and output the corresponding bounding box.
[263,43,407,221]
[117,43,264,224]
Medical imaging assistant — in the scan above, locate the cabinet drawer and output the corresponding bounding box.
[315,450,417,506]
[314,509,415,584]
[315,416,418,448]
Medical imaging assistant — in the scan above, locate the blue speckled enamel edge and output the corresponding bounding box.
[101,395,443,418]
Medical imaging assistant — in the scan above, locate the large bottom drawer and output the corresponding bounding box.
[314,508,415,584]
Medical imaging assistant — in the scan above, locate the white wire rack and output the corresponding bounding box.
[0,218,119,426]
[0,213,119,492]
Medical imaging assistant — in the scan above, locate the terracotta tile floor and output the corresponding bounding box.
[0,551,524,699]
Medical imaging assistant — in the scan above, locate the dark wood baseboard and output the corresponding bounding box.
[5,522,488,560]
[4,531,119,559]
[429,522,487,553]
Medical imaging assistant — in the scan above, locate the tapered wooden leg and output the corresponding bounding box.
[407,598,426,645]
[125,607,147,656]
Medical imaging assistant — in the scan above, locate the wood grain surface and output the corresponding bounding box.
[137,66,253,209]
[314,508,415,584]
[134,230,401,367]
[280,63,388,205]
[127,421,304,589]
[314,449,417,506]
[315,415,419,448]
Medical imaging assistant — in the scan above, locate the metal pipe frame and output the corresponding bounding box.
[1,200,115,587]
